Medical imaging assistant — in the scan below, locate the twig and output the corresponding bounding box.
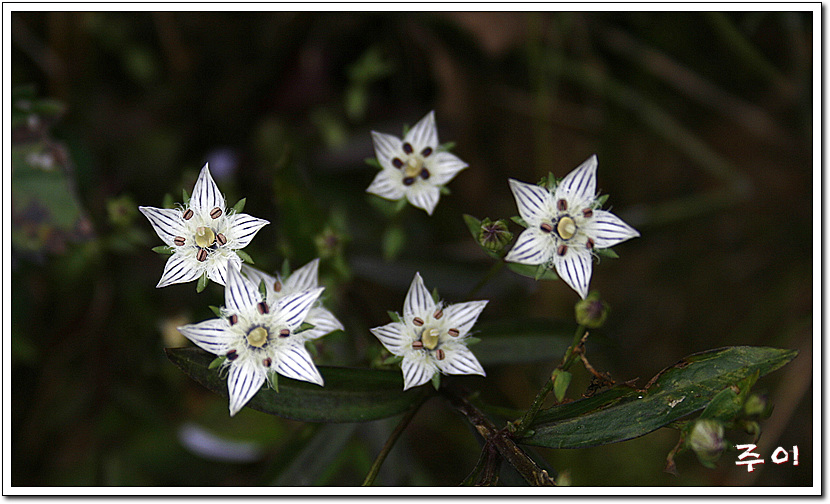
[361,397,426,486]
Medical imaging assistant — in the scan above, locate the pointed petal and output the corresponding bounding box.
[139,206,185,247]
[225,263,260,313]
[240,264,278,301]
[403,110,438,151]
[277,287,325,330]
[178,318,235,355]
[366,169,406,201]
[370,321,408,355]
[436,345,485,377]
[509,179,553,224]
[554,247,593,299]
[207,252,241,286]
[504,228,552,266]
[442,300,488,338]
[300,307,344,340]
[229,213,269,248]
[428,151,468,186]
[156,253,203,287]
[555,155,597,207]
[583,209,641,248]
[274,343,324,386]
[406,184,440,215]
[285,259,319,292]
[403,272,435,319]
[401,356,435,390]
[191,163,226,214]
[227,363,266,416]
[371,131,402,169]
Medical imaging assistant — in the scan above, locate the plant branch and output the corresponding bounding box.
[361,397,426,486]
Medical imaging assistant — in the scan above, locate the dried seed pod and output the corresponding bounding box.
[210,207,223,219]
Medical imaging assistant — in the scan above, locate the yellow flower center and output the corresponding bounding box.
[195,226,216,248]
[422,327,441,350]
[556,216,576,240]
[246,327,269,348]
[404,157,423,179]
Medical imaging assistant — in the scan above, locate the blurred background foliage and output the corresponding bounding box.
[11,11,812,487]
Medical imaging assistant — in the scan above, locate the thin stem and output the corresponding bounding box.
[561,324,587,371]
[361,398,425,486]
[465,260,504,301]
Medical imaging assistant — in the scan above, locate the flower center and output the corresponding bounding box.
[421,327,441,350]
[556,216,577,240]
[402,157,430,186]
[246,326,269,348]
[195,226,216,248]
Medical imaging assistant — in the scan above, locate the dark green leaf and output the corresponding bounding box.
[258,279,268,301]
[182,188,190,206]
[196,273,209,293]
[235,249,254,264]
[364,157,383,170]
[296,322,315,334]
[382,355,403,365]
[471,318,573,365]
[162,193,175,209]
[387,311,401,323]
[510,215,528,228]
[152,245,174,255]
[209,305,223,317]
[520,346,797,449]
[232,197,246,214]
[552,369,572,403]
[507,262,559,281]
[462,214,482,239]
[208,356,225,370]
[595,247,619,259]
[166,347,432,422]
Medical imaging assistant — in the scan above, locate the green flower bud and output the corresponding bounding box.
[478,218,513,253]
[315,225,343,259]
[575,291,609,328]
[107,195,137,227]
[743,393,773,419]
[687,419,725,467]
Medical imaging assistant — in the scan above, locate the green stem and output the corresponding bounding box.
[465,260,504,300]
[361,398,425,486]
[561,324,587,371]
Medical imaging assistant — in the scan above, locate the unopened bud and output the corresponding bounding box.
[314,225,344,259]
[478,218,513,253]
[743,393,772,419]
[575,291,609,328]
[688,419,725,467]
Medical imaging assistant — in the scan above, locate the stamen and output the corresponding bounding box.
[392,158,404,168]
[582,208,593,218]
[273,281,282,292]
[279,329,290,337]
[435,349,445,360]
[262,357,272,367]
[448,328,460,337]
[257,301,270,315]
[421,147,433,157]
[433,309,443,320]
[216,233,227,246]
[557,244,568,256]
[174,236,186,246]
[227,349,238,360]
[196,249,208,262]
[210,207,223,219]
[246,327,269,348]
[413,317,424,327]
[403,177,415,186]
[412,340,424,350]
[540,222,553,233]
[557,199,568,211]
[420,168,430,180]
[586,238,595,250]
[422,328,440,350]
[183,209,194,220]
[229,314,238,326]
[194,226,216,248]
[403,142,413,154]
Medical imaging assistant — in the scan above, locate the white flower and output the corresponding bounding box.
[366,110,468,215]
[139,163,269,287]
[370,272,487,390]
[178,263,325,416]
[504,155,640,299]
[241,259,344,342]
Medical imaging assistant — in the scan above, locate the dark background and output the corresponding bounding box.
[11,11,813,486]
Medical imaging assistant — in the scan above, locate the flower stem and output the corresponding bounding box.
[361,398,426,486]
[561,324,587,371]
[465,260,504,301]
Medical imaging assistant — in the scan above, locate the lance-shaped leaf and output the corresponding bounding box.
[166,347,432,422]
[519,346,796,449]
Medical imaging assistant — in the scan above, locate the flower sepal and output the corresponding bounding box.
[507,262,560,281]
[152,245,174,255]
[196,272,209,293]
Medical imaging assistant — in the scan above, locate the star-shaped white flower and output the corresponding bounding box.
[504,155,641,299]
[241,259,344,342]
[370,272,487,390]
[139,163,269,287]
[178,263,325,416]
[366,110,468,215]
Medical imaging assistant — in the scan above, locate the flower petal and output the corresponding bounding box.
[139,206,185,247]
[207,252,241,286]
[509,179,553,224]
[300,307,344,340]
[229,213,270,249]
[190,163,226,215]
[371,131,402,169]
[366,169,406,201]
[553,247,593,299]
[583,209,641,248]
[240,264,278,301]
[555,155,597,207]
[225,263,260,313]
[504,228,552,266]
[428,151,468,186]
[442,300,488,338]
[406,184,440,215]
[178,318,234,355]
[274,342,324,386]
[285,258,319,293]
[436,345,485,377]
[277,287,325,330]
[156,253,203,287]
[401,355,435,390]
[403,110,438,151]
[403,272,435,319]
[370,321,408,355]
[227,362,265,416]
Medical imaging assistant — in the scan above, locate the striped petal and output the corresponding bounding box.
[277,287,325,330]
[406,184,440,215]
[300,307,344,340]
[555,155,597,208]
[403,110,438,152]
[428,151,468,186]
[366,169,406,201]
[285,259,320,293]
[370,131,402,169]
[583,209,641,248]
[227,362,265,416]
[553,247,593,299]
[404,273,435,319]
[274,342,324,386]
[370,322,408,355]
[229,213,269,248]
[157,253,203,287]
[504,228,552,266]
[139,206,185,247]
[190,163,226,215]
[509,179,553,224]
[436,345,485,377]
[401,356,435,391]
[240,265,278,301]
[225,264,260,313]
[178,318,234,356]
[207,252,241,286]
[442,300,488,338]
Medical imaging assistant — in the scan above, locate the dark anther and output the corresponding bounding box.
[421,147,433,157]
[403,143,413,154]
[392,158,404,168]
[557,244,568,256]
[403,177,415,186]
[420,168,430,180]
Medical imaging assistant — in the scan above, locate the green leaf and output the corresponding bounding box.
[196,273,209,293]
[162,193,175,209]
[232,197,246,214]
[510,215,528,228]
[166,347,432,422]
[465,336,481,346]
[462,214,482,239]
[387,311,401,323]
[382,355,403,365]
[431,287,440,304]
[519,346,797,449]
[471,318,573,365]
[552,369,572,403]
[595,247,619,259]
[281,258,291,279]
[431,373,441,390]
[209,305,223,317]
[438,141,456,152]
[182,188,190,206]
[697,387,742,424]
[235,249,255,264]
[152,245,174,255]
[595,194,609,207]
[507,262,559,281]
[208,356,225,370]
[439,186,451,196]
[258,279,268,301]
[364,157,383,170]
[296,322,316,334]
